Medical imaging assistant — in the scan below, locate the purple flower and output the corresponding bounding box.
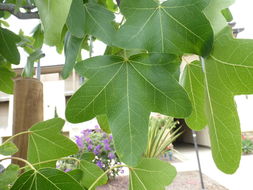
[64,168,72,172]
[95,125,101,132]
[108,152,115,159]
[104,144,111,151]
[120,169,124,174]
[96,160,103,168]
[81,129,92,137]
[85,137,92,144]
[103,139,109,144]
[93,145,102,155]
[75,136,84,149]
[109,135,113,140]
[87,144,93,151]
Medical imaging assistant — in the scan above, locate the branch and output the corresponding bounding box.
[0,3,39,19]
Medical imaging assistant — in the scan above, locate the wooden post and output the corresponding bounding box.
[12,78,43,167]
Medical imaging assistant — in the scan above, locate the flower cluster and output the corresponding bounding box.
[59,125,123,178]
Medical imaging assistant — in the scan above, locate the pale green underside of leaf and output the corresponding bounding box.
[203,27,253,174]
[0,66,16,94]
[114,0,213,56]
[34,0,72,46]
[79,160,107,189]
[203,0,235,35]
[0,142,18,156]
[27,118,79,169]
[181,61,207,130]
[11,168,83,190]
[129,158,176,190]
[66,53,191,166]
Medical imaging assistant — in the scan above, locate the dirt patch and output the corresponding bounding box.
[97,171,228,190]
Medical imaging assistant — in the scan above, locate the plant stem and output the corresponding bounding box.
[88,164,126,190]
[0,157,36,171]
[2,131,32,146]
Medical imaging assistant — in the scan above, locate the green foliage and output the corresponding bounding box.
[0,164,19,190]
[129,158,176,190]
[34,0,72,46]
[0,65,16,94]
[66,53,191,166]
[242,138,253,154]
[181,60,207,130]
[144,115,181,158]
[27,118,79,168]
[0,142,18,156]
[0,27,21,65]
[2,0,253,188]
[115,0,213,56]
[79,160,108,189]
[11,168,84,190]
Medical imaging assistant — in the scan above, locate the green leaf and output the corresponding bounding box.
[0,164,19,190]
[0,142,18,156]
[114,0,213,56]
[0,27,21,65]
[34,0,72,46]
[221,8,233,22]
[79,160,107,189]
[66,0,86,38]
[31,23,44,49]
[129,158,176,190]
[66,53,191,166]
[80,152,95,162]
[67,2,115,44]
[96,115,111,133]
[0,65,16,94]
[181,61,207,130]
[62,32,83,79]
[22,50,45,78]
[11,168,83,190]
[67,169,83,182]
[27,118,79,168]
[203,0,235,35]
[187,27,253,174]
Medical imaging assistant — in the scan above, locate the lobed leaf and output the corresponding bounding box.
[114,0,213,56]
[66,53,191,166]
[27,118,79,169]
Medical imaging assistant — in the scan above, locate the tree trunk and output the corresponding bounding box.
[12,78,43,167]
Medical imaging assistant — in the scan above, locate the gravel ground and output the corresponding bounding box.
[97,171,228,190]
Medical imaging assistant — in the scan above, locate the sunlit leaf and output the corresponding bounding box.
[27,118,79,168]
[185,27,253,174]
[67,169,83,182]
[11,168,83,190]
[114,0,213,56]
[34,0,72,46]
[0,142,18,156]
[181,61,207,130]
[66,53,191,166]
[129,158,176,190]
[203,0,235,35]
[0,164,19,190]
